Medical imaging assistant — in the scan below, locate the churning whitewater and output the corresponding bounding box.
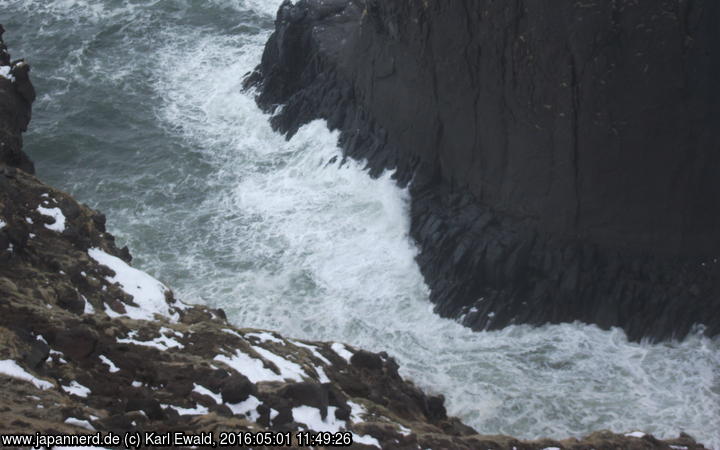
[5,0,719,447]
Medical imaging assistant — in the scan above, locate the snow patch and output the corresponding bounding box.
[293,405,343,433]
[222,328,243,339]
[49,349,67,364]
[99,355,120,373]
[117,330,183,351]
[315,366,330,383]
[163,403,209,416]
[348,401,368,423]
[352,434,380,448]
[291,340,332,365]
[246,331,285,345]
[331,343,353,362]
[625,432,646,438]
[0,359,53,390]
[193,384,223,404]
[0,66,15,81]
[214,349,285,383]
[83,296,95,314]
[37,206,66,232]
[64,417,95,431]
[251,345,307,382]
[227,395,261,421]
[62,381,91,398]
[88,248,176,321]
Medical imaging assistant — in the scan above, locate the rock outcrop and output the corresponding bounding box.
[0,25,709,449]
[247,0,720,342]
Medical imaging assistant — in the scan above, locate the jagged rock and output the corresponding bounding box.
[247,0,720,342]
[220,373,255,403]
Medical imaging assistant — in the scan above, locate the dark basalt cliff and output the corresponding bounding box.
[3,26,708,449]
[247,0,720,341]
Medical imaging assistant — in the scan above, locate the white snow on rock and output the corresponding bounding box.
[226,395,261,421]
[292,405,379,448]
[246,331,285,345]
[291,340,332,365]
[222,328,243,339]
[293,405,343,433]
[99,355,120,373]
[331,343,354,362]
[64,417,95,431]
[0,359,54,390]
[625,431,646,438]
[49,349,67,364]
[352,434,380,448]
[161,326,183,337]
[88,248,176,321]
[83,296,95,314]
[214,349,285,383]
[162,403,209,416]
[193,383,223,404]
[116,330,183,351]
[0,219,6,229]
[396,423,412,436]
[251,345,307,382]
[0,66,15,82]
[37,205,66,232]
[62,381,91,398]
[348,400,368,423]
[314,365,331,383]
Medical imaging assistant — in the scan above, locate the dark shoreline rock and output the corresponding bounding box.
[246,0,720,342]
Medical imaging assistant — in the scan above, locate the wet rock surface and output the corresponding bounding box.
[0,25,710,450]
[247,0,720,342]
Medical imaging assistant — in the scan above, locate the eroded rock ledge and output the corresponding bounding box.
[0,25,708,449]
[246,0,720,342]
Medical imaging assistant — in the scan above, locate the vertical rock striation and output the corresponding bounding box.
[247,0,720,341]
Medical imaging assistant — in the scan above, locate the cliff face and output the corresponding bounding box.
[0,25,35,174]
[4,26,708,449]
[248,0,720,341]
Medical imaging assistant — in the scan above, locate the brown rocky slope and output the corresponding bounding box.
[0,26,707,450]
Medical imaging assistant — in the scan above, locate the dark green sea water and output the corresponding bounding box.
[3,1,719,445]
